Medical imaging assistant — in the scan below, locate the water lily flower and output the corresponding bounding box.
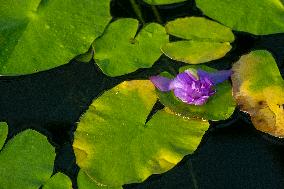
[150,69,232,105]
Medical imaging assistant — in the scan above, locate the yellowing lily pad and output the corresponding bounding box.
[196,0,284,35]
[232,50,284,137]
[73,80,209,187]
[143,0,187,5]
[94,18,168,76]
[157,65,236,120]
[0,0,111,75]
[0,122,8,149]
[162,17,234,64]
[43,172,72,189]
[0,129,55,189]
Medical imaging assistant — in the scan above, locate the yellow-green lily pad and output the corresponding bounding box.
[143,0,187,5]
[232,50,284,137]
[94,18,168,76]
[162,17,234,64]
[73,80,209,187]
[196,0,284,35]
[0,0,111,75]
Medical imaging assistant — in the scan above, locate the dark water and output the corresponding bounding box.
[0,0,284,188]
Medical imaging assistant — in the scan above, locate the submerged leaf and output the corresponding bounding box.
[162,17,234,64]
[94,18,168,76]
[232,50,284,137]
[0,0,111,75]
[0,122,8,150]
[73,80,209,187]
[196,0,284,35]
[0,129,55,189]
[43,172,72,189]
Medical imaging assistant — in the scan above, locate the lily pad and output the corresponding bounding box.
[0,122,8,149]
[73,80,209,187]
[0,129,55,189]
[162,17,234,64]
[94,18,168,76]
[143,0,187,5]
[157,65,236,120]
[232,50,284,137]
[43,172,72,189]
[0,0,111,75]
[196,0,284,35]
[77,170,122,189]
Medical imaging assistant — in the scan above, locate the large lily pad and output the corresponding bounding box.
[94,18,168,76]
[196,0,284,35]
[232,50,284,137]
[162,17,234,64]
[0,129,55,189]
[143,0,187,5]
[0,122,8,149]
[77,170,122,189]
[43,172,72,189]
[73,80,209,187]
[157,65,236,120]
[0,0,111,75]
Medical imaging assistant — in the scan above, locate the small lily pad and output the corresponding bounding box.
[143,0,187,5]
[157,65,236,120]
[232,50,284,137]
[73,80,209,187]
[0,122,8,149]
[94,18,168,76]
[0,129,55,189]
[196,0,284,35]
[43,172,72,189]
[0,0,111,75]
[162,17,234,64]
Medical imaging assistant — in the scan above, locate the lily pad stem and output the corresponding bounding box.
[151,5,162,24]
[130,0,145,25]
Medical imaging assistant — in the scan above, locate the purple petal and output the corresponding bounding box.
[150,76,172,92]
[169,71,197,90]
[197,69,232,85]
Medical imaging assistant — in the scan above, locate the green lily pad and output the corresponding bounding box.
[0,0,111,75]
[165,17,235,42]
[162,17,234,64]
[232,50,284,137]
[73,80,209,187]
[0,122,8,149]
[196,0,284,35]
[0,129,55,189]
[77,170,122,189]
[157,65,236,120]
[43,172,72,189]
[94,18,168,76]
[162,41,232,64]
[143,0,187,5]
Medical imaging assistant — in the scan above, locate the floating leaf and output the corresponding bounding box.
[143,0,187,5]
[157,65,236,120]
[162,41,232,64]
[0,0,111,75]
[0,129,55,189]
[94,18,168,76]
[73,80,209,187]
[0,122,8,149]
[162,17,234,64]
[196,0,284,35]
[232,50,284,137]
[43,172,72,189]
[77,170,122,189]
